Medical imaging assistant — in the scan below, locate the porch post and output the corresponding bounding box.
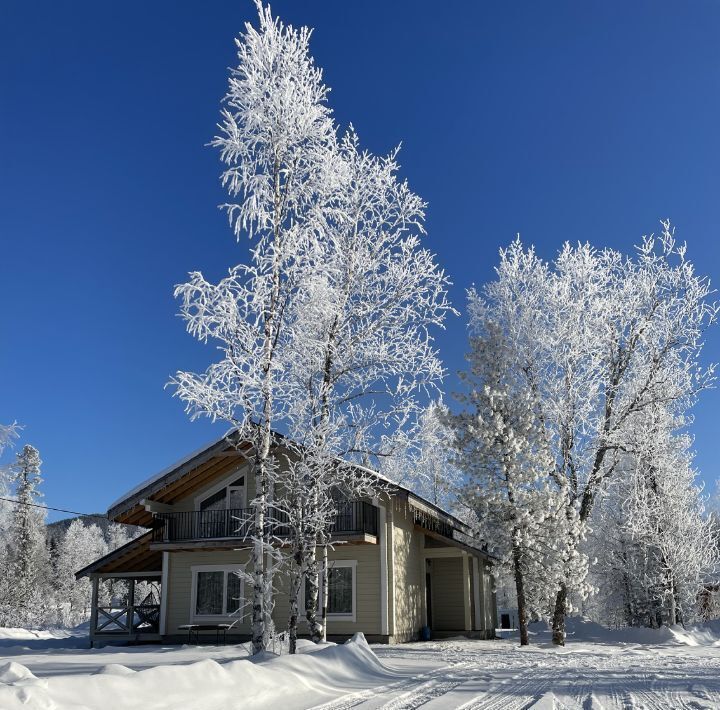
[160,551,169,636]
[127,577,135,638]
[386,500,395,638]
[90,576,99,646]
[462,553,472,632]
[472,556,482,631]
[419,554,427,629]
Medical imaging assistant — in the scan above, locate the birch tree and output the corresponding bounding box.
[282,128,454,645]
[170,1,335,654]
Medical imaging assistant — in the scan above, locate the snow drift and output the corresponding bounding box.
[0,633,399,710]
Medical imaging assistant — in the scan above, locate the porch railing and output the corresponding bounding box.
[151,501,378,543]
[94,603,161,634]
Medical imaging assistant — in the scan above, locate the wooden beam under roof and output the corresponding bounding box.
[110,439,251,526]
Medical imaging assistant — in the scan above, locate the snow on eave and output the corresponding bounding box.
[107,433,238,519]
[106,428,476,544]
[329,455,474,536]
[75,530,155,579]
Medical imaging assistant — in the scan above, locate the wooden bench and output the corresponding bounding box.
[178,623,232,645]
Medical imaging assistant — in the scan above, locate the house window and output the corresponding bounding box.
[192,565,244,618]
[304,560,357,622]
[198,475,246,512]
[327,566,353,615]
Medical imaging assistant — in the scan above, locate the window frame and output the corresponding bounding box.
[194,468,247,512]
[190,564,245,621]
[301,559,357,623]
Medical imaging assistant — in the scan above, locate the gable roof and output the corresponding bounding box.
[107,433,241,519]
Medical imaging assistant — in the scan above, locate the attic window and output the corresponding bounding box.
[198,475,247,512]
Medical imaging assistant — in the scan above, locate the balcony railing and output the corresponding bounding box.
[151,501,378,543]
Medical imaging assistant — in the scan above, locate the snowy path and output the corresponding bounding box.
[2,626,720,709]
[315,639,720,710]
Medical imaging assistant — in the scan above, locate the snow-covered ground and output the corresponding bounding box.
[1,619,720,709]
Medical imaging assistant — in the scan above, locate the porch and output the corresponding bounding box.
[422,544,496,639]
[76,532,166,646]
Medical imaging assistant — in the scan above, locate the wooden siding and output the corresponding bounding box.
[391,499,423,640]
[166,544,382,638]
[114,447,251,526]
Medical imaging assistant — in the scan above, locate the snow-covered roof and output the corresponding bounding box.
[107,433,238,517]
[107,429,473,539]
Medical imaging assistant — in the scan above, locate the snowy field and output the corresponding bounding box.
[1,620,720,709]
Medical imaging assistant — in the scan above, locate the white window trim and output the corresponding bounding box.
[301,559,357,623]
[194,466,248,511]
[190,564,245,621]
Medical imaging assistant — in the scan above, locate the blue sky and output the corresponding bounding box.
[1,1,719,521]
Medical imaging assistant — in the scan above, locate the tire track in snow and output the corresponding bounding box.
[312,660,477,710]
[458,667,562,710]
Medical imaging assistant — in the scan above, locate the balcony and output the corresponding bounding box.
[151,500,378,544]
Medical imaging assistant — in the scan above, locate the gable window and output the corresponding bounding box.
[304,560,357,622]
[198,475,246,511]
[192,565,244,618]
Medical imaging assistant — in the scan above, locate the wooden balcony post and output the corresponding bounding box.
[462,553,472,631]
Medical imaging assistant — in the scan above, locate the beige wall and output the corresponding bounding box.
[160,460,494,641]
[164,543,382,638]
[390,499,424,640]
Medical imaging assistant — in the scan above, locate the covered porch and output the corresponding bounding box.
[76,532,166,646]
[421,540,497,640]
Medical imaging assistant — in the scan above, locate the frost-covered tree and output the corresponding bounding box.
[0,422,19,454]
[0,423,20,624]
[172,2,452,653]
[589,407,718,627]
[170,2,335,654]
[2,445,50,627]
[282,128,453,645]
[54,520,109,626]
[387,398,461,510]
[448,320,585,645]
[275,452,380,651]
[0,422,20,533]
[469,226,716,645]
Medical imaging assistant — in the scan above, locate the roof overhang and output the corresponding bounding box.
[107,433,251,525]
[75,532,161,579]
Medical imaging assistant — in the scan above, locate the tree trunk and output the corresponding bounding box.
[512,539,530,646]
[321,543,328,642]
[251,442,269,654]
[288,560,301,654]
[552,583,567,646]
[304,548,323,643]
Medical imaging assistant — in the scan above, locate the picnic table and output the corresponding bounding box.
[178,623,232,645]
